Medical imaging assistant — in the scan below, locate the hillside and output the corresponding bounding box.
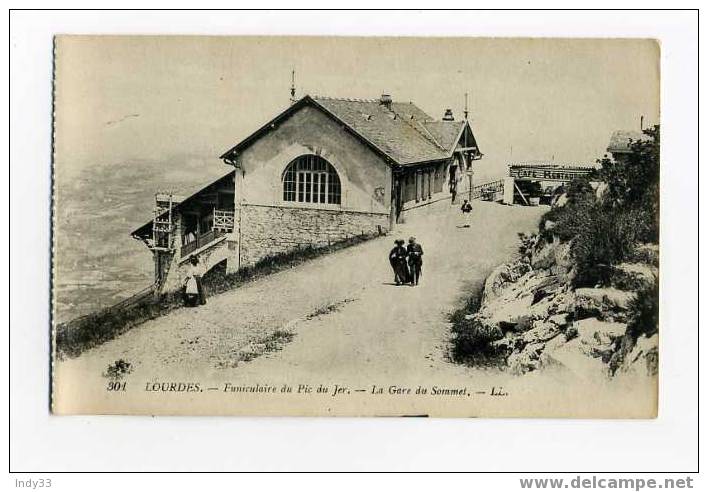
[450,126,660,385]
[53,157,228,322]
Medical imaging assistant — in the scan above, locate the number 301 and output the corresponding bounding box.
[106,381,127,391]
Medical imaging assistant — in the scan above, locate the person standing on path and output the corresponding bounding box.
[461,199,473,228]
[388,239,410,285]
[406,237,424,286]
[183,255,207,306]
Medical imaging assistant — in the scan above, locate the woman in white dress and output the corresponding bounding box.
[183,255,206,306]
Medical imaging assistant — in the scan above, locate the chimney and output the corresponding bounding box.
[379,93,392,110]
[442,109,454,121]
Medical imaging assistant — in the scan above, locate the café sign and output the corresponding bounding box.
[508,164,597,182]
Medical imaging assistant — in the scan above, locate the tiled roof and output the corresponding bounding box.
[607,130,649,153]
[221,95,479,167]
[420,121,466,151]
[390,101,435,122]
[312,96,455,165]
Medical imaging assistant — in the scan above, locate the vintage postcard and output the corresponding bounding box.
[51,36,659,417]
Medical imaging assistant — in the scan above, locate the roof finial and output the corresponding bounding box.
[290,69,296,104]
[464,92,469,120]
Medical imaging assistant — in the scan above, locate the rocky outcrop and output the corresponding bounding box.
[458,235,659,380]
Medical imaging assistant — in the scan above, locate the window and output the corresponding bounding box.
[283,155,341,205]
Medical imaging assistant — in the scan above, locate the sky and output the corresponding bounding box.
[54,36,660,183]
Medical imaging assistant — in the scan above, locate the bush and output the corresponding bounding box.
[537,127,660,287]
[598,125,660,240]
[566,177,595,205]
[450,317,505,367]
[571,204,655,287]
[626,277,659,338]
[448,283,505,367]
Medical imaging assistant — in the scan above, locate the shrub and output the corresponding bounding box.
[537,127,660,288]
[539,177,596,242]
[598,125,660,240]
[566,177,595,205]
[571,204,654,287]
[448,283,506,367]
[103,359,133,379]
[626,277,659,339]
[450,317,505,367]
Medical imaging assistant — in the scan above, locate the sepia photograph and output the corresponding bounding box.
[49,35,662,417]
[8,6,701,479]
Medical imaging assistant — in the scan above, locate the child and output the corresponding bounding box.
[461,199,473,228]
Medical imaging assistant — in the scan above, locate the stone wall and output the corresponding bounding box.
[239,203,389,267]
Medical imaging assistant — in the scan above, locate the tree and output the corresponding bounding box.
[597,125,660,242]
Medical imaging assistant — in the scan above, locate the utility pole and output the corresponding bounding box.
[464,92,473,201]
[290,69,296,104]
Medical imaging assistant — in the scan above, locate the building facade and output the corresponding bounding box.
[131,94,482,294]
[607,129,650,165]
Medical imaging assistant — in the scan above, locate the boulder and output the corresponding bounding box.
[531,240,558,269]
[611,262,658,291]
[548,313,570,327]
[490,337,514,356]
[631,243,659,267]
[484,296,535,329]
[573,318,627,361]
[522,320,563,345]
[575,288,634,321]
[483,261,533,304]
[537,332,574,368]
[552,192,568,208]
[541,337,609,380]
[508,342,545,375]
[482,263,513,303]
[553,241,573,270]
[547,290,576,316]
[595,182,608,200]
[620,333,659,376]
[575,318,627,343]
[527,294,556,320]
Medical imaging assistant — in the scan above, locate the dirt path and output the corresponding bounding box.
[55,200,545,413]
[234,200,544,383]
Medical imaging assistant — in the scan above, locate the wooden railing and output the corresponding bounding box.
[181,228,226,258]
[213,209,235,232]
[470,179,504,200]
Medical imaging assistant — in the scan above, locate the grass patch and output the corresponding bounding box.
[55,233,379,360]
[305,298,356,320]
[102,359,133,380]
[448,283,506,368]
[261,330,295,352]
[217,330,295,368]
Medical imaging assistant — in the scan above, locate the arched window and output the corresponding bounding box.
[283,155,341,205]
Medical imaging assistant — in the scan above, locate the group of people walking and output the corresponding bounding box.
[388,236,424,287]
[387,199,474,287]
